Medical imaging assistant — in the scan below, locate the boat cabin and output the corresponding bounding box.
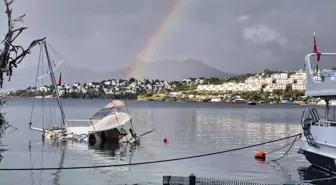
[87,100,134,144]
[303,52,336,128]
[305,53,336,97]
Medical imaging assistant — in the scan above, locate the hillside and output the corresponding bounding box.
[3,58,234,90]
[126,59,233,81]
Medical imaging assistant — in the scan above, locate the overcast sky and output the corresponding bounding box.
[1,0,336,74]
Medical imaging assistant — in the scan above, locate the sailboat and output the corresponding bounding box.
[28,39,139,144]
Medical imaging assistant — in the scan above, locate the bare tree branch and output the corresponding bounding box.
[0,0,45,87]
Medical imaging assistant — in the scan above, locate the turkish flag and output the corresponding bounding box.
[313,32,321,61]
[58,72,62,86]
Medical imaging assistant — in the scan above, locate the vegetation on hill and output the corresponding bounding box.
[11,68,306,103]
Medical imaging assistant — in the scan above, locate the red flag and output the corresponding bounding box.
[313,32,321,61]
[58,72,62,86]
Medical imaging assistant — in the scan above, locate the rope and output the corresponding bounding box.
[257,135,301,183]
[29,45,43,124]
[271,135,300,162]
[0,133,301,171]
[41,45,45,133]
[28,141,35,185]
[123,100,134,130]
[49,97,52,127]
[39,141,44,185]
[46,42,71,85]
[266,137,299,155]
[138,129,155,137]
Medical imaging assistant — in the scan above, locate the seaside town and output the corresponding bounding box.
[9,69,335,105]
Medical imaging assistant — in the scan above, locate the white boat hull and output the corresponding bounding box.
[299,124,336,172]
[88,112,131,133]
[31,121,138,144]
[298,36,336,172]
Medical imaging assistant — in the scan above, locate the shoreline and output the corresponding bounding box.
[8,96,320,105]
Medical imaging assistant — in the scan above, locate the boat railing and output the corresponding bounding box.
[305,52,336,79]
[311,71,336,83]
[301,107,320,147]
[304,53,336,97]
[317,120,331,127]
[311,106,336,127]
[301,107,322,126]
[301,107,320,121]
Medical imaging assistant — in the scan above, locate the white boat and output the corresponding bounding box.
[210,98,221,103]
[28,39,139,144]
[298,32,336,172]
[67,100,139,144]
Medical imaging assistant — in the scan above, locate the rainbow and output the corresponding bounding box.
[126,0,189,79]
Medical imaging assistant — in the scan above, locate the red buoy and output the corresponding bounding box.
[163,137,168,144]
[255,151,266,161]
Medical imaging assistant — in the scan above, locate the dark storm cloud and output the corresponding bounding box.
[1,0,336,74]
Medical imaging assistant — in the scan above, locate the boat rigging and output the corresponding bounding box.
[28,39,140,145]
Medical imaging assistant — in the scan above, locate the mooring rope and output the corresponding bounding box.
[271,134,300,162]
[138,129,155,137]
[0,133,301,171]
[266,136,300,155]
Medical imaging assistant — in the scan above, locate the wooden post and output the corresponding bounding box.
[162,175,171,185]
[189,173,196,185]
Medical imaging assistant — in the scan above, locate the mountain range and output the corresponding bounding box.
[2,59,234,90]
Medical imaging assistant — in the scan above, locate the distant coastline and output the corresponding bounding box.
[9,69,327,105]
[9,95,316,106]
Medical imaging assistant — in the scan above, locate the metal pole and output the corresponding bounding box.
[325,99,330,126]
[189,173,196,185]
[43,41,67,129]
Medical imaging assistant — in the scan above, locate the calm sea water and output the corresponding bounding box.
[0,98,334,185]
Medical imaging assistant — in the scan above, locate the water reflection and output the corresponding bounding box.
[0,116,10,164]
[51,141,65,185]
[27,139,137,185]
[2,100,336,184]
[297,165,336,185]
[193,108,301,150]
[87,141,137,164]
[0,145,6,163]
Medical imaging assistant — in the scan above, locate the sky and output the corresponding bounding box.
[1,0,336,75]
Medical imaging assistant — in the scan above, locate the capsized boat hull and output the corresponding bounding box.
[88,130,138,144]
[88,112,132,132]
[87,119,139,144]
[86,111,138,144]
[31,122,139,144]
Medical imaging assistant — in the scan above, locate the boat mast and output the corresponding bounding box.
[43,40,68,129]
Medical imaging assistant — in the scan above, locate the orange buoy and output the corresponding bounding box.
[255,151,266,161]
[163,137,168,144]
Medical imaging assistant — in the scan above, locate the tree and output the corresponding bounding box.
[0,0,45,88]
[0,0,45,131]
[144,79,150,85]
[128,77,136,84]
